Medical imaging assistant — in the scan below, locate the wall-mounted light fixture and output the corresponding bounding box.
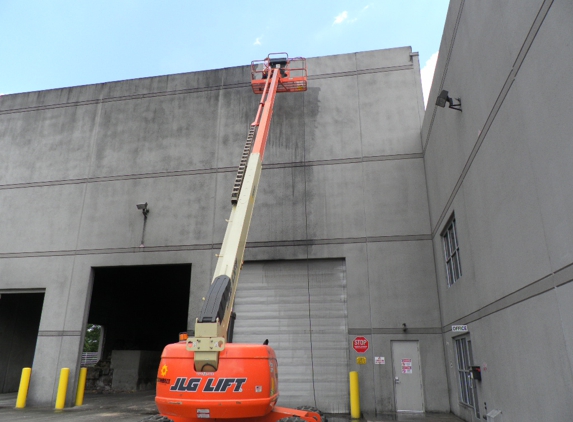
[402,323,408,333]
[435,90,462,112]
[136,202,149,217]
[136,202,149,247]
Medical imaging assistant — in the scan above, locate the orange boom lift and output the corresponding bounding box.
[155,55,323,422]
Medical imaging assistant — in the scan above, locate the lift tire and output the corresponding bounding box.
[277,418,305,422]
[295,406,327,422]
[141,415,174,422]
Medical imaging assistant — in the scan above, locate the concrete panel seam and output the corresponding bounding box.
[349,328,442,335]
[429,0,555,235]
[442,266,572,331]
[0,83,252,115]
[265,154,423,169]
[554,262,573,287]
[0,154,423,191]
[361,153,423,163]
[0,288,46,294]
[366,235,431,243]
[0,235,432,259]
[0,168,229,191]
[38,331,82,337]
[422,0,465,151]
[0,64,412,115]
[309,64,413,81]
[0,244,220,259]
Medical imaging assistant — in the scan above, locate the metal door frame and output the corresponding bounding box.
[454,335,480,419]
[391,340,425,413]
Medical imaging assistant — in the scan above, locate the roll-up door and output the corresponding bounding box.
[233,259,348,413]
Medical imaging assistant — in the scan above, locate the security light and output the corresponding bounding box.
[435,90,448,108]
[136,203,149,247]
[136,202,149,217]
[435,90,462,111]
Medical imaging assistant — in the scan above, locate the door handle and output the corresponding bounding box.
[394,377,400,384]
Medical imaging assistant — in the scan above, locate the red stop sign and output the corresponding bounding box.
[353,336,369,353]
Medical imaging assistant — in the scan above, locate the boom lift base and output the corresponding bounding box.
[156,54,318,422]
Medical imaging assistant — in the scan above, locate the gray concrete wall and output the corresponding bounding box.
[110,350,161,391]
[423,0,573,420]
[0,47,446,413]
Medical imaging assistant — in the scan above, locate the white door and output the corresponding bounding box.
[391,341,424,412]
[233,259,349,413]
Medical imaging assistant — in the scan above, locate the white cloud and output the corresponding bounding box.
[253,37,262,46]
[333,11,348,25]
[420,52,439,108]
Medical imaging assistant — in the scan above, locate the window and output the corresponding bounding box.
[454,336,480,418]
[442,214,462,286]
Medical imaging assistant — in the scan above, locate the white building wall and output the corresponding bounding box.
[423,0,573,420]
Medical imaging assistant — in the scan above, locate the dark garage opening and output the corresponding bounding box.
[87,264,190,391]
[0,292,45,393]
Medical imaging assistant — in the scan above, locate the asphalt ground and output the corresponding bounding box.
[0,391,464,422]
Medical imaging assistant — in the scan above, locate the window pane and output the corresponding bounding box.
[460,339,468,369]
[452,221,459,248]
[443,236,450,258]
[448,228,455,254]
[458,379,463,402]
[442,214,462,286]
[455,341,464,369]
[446,261,453,286]
[452,254,460,280]
[455,337,477,408]
[465,375,473,405]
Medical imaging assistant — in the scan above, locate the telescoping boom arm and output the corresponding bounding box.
[188,54,307,372]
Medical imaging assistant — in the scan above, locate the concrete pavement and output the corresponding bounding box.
[0,391,464,421]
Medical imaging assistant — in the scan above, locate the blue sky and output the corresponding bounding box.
[0,1,449,101]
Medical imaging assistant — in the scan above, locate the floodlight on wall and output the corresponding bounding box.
[136,202,149,247]
[136,202,149,217]
[435,90,462,111]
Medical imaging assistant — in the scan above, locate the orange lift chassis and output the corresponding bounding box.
[155,55,323,422]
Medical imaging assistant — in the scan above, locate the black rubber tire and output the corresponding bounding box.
[277,418,306,422]
[140,415,174,422]
[295,406,327,422]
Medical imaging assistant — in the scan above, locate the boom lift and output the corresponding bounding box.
[155,54,323,422]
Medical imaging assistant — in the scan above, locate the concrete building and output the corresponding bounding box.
[423,0,573,421]
[1,0,572,420]
[0,46,447,414]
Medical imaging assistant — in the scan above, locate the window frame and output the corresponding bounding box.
[441,214,462,287]
[454,335,480,419]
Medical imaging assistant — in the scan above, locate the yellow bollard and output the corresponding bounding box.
[75,367,88,406]
[349,371,361,419]
[15,367,32,409]
[55,368,70,410]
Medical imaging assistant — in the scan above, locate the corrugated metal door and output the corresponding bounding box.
[233,259,348,413]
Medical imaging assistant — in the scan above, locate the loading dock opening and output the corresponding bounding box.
[87,264,190,391]
[0,292,45,393]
